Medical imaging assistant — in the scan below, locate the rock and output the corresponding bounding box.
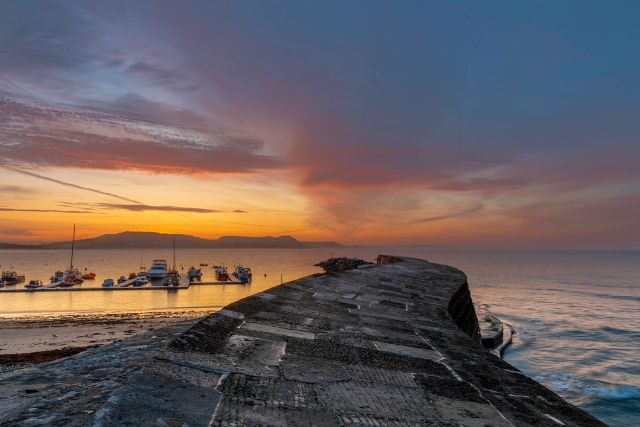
[314,257,372,272]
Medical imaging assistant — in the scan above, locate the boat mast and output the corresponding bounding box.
[70,223,76,269]
[172,236,176,269]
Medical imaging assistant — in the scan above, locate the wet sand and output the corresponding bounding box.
[0,311,206,373]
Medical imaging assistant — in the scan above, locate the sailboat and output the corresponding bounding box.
[163,237,181,287]
[50,224,83,286]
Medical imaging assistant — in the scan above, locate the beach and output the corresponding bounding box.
[0,311,204,373]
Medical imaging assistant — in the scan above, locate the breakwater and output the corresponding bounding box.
[0,256,604,425]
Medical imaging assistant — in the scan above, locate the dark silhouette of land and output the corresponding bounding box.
[0,231,343,250]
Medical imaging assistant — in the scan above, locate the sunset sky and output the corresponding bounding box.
[1,1,639,248]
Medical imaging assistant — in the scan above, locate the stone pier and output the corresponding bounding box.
[0,256,604,426]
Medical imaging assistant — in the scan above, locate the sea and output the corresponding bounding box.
[0,247,638,426]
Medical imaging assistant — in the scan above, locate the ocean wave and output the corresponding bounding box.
[584,384,640,401]
[541,288,640,302]
[536,372,640,402]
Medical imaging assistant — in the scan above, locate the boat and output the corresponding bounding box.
[117,276,127,284]
[134,274,149,286]
[60,276,81,288]
[147,259,168,279]
[128,272,137,280]
[49,224,83,286]
[25,280,43,289]
[82,272,96,280]
[214,266,230,281]
[187,266,202,281]
[163,269,180,287]
[1,271,25,285]
[102,278,114,288]
[232,265,252,284]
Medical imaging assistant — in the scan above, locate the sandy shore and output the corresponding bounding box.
[0,311,207,373]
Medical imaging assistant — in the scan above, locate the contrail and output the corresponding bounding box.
[7,168,142,204]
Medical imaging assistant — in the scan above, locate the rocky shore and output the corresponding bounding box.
[0,256,604,426]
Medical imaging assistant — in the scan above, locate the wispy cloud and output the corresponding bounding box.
[414,203,485,223]
[0,91,282,175]
[96,203,232,213]
[0,207,93,214]
[0,185,39,194]
[0,227,34,236]
[7,168,141,204]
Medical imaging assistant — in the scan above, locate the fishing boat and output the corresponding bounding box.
[25,280,43,289]
[82,272,96,280]
[102,278,114,288]
[232,265,252,284]
[187,266,202,281]
[128,272,137,280]
[117,276,127,284]
[147,260,168,279]
[214,266,230,281]
[1,271,25,285]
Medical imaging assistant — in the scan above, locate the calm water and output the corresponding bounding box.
[0,248,638,426]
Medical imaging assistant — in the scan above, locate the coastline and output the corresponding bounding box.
[0,311,205,373]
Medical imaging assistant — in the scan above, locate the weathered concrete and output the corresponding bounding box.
[0,256,605,426]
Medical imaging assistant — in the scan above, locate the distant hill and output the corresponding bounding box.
[0,242,40,250]
[1,232,344,249]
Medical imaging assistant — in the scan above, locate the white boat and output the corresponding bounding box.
[102,278,114,288]
[147,259,168,279]
[134,274,149,285]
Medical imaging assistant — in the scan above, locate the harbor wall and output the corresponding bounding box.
[0,255,605,426]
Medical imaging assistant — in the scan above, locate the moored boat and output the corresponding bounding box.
[187,266,202,281]
[214,265,230,281]
[147,260,168,279]
[232,265,252,284]
[134,273,149,286]
[49,224,83,286]
[1,271,25,285]
[25,280,43,289]
[163,269,180,287]
[117,276,127,284]
[102,278,114,288]
[82,272,96,280]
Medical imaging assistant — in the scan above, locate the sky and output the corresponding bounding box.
[0,0,639,248]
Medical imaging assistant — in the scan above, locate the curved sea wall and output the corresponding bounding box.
[0,256,605,426]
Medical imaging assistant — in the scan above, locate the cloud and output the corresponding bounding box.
[414,203,485,223]
[0,207,92,214]
[7,168,141,204]
[2,2,640,247]
[96,203,228,213]
[0,227,34,236]
[0,92,283,175]
[0,185,39,194]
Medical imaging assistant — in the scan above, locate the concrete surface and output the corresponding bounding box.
[0,256,605,426]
